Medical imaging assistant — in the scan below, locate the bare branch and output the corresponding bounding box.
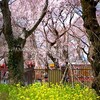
[9,0,17,5]
[69,29,89,47]
[0,28,3,35]
[25,0,48,39]
[80,47,89,55]
[43,26,56,46]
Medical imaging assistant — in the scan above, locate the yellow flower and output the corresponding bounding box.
[26,98,30,100]
[85,88,89,92]
[16,84,20,87]
[89,98,92,100]
[20,96,25,99]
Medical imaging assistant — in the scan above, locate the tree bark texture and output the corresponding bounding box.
[8,48,24,84]
[81,0,100,95]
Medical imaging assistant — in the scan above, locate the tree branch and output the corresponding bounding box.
[25,0,48,39]
[0,28,3,35]
[80,47,89,55]
[1,0,14,48]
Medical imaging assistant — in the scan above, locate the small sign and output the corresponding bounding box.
[49,64,55,68]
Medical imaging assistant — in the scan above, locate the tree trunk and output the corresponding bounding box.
[81,0,100,95]
[8,47,24,84]
[0,0,48,84]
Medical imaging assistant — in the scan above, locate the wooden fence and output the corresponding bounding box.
[48,69,62,84]
[0,66,94,86]
[68,68,94,86]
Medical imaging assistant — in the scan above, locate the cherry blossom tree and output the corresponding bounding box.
[0,0,48,84]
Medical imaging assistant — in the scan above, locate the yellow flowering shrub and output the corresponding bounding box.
[0,83,99,100]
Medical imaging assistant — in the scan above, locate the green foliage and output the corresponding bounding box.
[0,83,99,100]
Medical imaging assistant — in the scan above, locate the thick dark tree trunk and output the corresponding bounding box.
[8,48,24,84]
[81,0,100,95]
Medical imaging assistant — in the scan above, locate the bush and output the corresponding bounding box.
[0,83,99,100]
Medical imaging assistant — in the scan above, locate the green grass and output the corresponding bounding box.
[0,83,99,100]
